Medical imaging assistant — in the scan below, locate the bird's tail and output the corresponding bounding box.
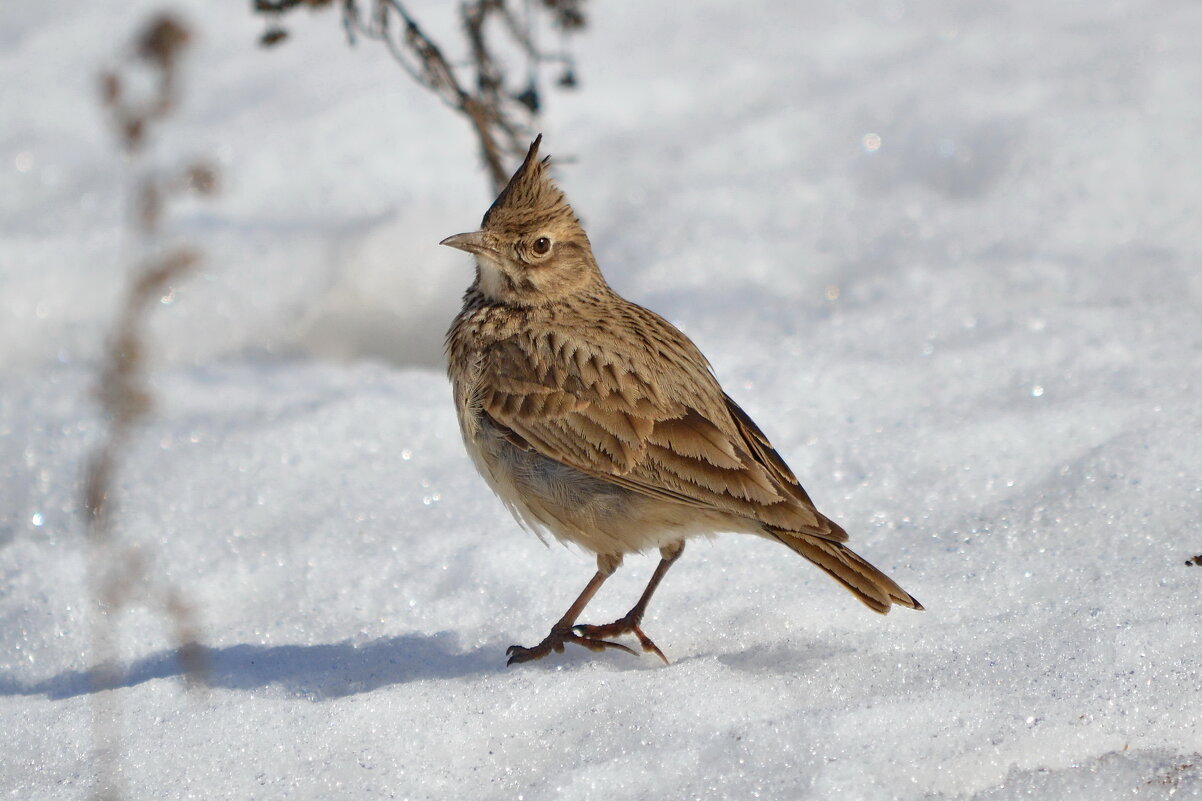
[766,526,923,614]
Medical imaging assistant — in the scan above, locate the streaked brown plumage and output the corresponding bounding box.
[443,136,921,665]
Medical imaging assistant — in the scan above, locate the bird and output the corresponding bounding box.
[442,135,922,665]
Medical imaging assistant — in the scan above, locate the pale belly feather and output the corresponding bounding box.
[461,412,753,557]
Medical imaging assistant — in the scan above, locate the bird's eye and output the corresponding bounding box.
[532,237,552,256]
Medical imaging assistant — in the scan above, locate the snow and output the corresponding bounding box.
[3,0,1201,799]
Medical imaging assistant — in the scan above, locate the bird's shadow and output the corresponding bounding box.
[0,631,497,701]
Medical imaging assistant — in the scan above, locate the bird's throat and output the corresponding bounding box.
[475,254,513,302]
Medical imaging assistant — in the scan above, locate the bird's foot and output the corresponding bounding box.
[505,626,637,666]
[573,614,669,665]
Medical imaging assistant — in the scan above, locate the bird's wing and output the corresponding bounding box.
[478,326,845,540]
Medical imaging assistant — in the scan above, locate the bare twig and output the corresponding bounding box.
[88,12,218,800]
[254,0,587,192]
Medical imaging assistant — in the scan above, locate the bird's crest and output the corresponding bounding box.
[481,135,580,233]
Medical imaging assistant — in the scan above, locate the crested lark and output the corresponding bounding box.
[443,136,922,665]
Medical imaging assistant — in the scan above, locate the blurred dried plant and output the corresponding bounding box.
[252,0,587,191]
[88,12,217,801]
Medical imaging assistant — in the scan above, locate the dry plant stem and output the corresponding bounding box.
[349,0,515,190]
[86,13,215,800]
[84,248,201,801]
[258,0,586,192]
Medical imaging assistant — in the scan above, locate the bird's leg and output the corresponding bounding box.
[573,541,685,665]
[506,559,637,666]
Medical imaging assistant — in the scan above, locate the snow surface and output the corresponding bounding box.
[3,0,1201,798]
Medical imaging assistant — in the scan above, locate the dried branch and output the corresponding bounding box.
[254,0,587,192]
[88,12,217,800]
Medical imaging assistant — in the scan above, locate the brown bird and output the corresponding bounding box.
[443,136,921,665]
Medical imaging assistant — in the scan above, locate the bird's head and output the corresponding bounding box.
[441,135,604,305]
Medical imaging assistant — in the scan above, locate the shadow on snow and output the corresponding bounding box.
[0,631,496,701]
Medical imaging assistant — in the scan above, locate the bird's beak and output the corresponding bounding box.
[440,230,491,255]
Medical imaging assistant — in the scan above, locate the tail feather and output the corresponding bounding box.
[768,526,923,614]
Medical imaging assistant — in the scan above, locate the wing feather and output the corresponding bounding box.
[477,313,840,539]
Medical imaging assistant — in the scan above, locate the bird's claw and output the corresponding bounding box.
[505,628,637,666]
[572,615,669,665]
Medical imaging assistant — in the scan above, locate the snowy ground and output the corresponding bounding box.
[3,0,1201,799]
